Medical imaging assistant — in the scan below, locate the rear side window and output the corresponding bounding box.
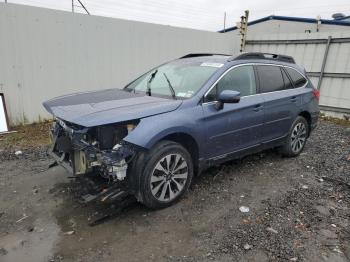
[285,68,307,88]
[256,65,285,93]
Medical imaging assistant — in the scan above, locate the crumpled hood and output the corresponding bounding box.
[43,89,182,127]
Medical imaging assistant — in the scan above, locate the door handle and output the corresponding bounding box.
[253,104,263,112]
[290,96,297,102]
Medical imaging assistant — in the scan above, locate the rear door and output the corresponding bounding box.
[202,65,264,159]
[256,65,304,142]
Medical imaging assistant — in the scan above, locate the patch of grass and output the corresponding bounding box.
[0,121,52,149]
[0,114,348,150]
[320,115,350,127]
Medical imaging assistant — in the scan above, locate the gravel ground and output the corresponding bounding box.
[0,119,349,262]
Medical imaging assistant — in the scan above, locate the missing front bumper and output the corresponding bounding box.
[49,120,136,180]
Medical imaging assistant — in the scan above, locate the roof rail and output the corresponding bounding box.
[230,52,295,64]
[180,53,231,59]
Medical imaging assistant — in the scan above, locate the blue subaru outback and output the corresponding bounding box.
[44,52,319,209]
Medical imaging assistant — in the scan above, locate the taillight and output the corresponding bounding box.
[312,89,320,101]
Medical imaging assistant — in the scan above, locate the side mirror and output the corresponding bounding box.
[215,90,241,110]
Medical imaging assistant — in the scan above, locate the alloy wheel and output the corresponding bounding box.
[291,122,307,153]
[150,153,188,202]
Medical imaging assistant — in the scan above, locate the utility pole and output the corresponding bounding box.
[316,15,321,32]
[223,12,226,33]
[238,10,249,53]
[72,0,74,13]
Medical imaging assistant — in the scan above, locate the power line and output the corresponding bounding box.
[72,0,90,15]
[76,0,90,14]
[4,0,350,31]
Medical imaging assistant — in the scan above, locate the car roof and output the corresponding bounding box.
[174,55,231,64]
[175,53,305,74]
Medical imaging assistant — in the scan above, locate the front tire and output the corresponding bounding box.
[280,116,309,157]
[139,141,193,209]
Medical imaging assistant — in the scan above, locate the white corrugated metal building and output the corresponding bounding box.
[222,15,350,117]
[221,15,350,34]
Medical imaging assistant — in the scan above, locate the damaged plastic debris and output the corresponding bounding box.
[266,227,278,234]
[64,230,75,235]
[112,159,127,180]
[48,161,58,169]
[99,143,135,181]
[80,184,128,204]
[239,206,250,213]
[49,119,137,178]
[15,150,23,156]
[16,214,29,223]
[88,196,136,227]
[100,143,135,166]
[243,243,252,250]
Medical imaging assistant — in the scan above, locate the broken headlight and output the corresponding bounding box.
[72,121,139,180]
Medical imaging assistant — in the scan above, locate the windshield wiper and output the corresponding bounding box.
[163,73,177,100]
[146,69,158,96]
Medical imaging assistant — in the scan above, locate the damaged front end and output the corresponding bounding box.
[49,118,140,203]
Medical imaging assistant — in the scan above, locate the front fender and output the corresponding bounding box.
[123,105,205,152]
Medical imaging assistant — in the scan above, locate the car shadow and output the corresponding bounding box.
[51,148,282,227]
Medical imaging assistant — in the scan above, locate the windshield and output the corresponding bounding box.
[124,61,219,99]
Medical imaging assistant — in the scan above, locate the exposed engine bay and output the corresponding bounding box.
[49,118,139,183]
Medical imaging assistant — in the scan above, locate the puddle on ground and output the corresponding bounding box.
[0,217,60,262]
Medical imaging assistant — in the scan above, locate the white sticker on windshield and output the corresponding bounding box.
[200,62,224,68]
[177,91,194,98]
[177,92,187,97]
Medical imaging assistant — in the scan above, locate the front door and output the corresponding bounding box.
[202,65,264,159]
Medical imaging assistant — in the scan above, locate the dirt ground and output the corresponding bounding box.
[0,119,349,262]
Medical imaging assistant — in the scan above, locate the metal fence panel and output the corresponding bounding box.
[246,32,350,114]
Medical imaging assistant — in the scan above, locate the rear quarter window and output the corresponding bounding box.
[281,68,294,89]
[256,65,285,93]
[285,67,307,88]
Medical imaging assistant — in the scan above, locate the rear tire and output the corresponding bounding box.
[280,116,309,157]
[138,140,193,209]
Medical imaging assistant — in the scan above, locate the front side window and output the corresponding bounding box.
[256,65,285,93]
[205,65,256,102]
[125,62,218,99]
[285,67,307,88]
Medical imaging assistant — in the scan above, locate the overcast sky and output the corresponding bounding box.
[6,0,350,31]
